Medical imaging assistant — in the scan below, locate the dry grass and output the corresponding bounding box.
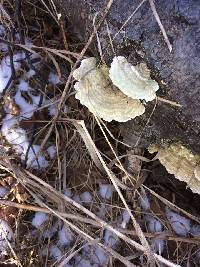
[0,1,199,267]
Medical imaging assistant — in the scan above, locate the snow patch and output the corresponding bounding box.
[0,219,13,256]
[191,224,200,237]
[1,114,48,169]
[80,191,92,204]
[145,215,165,253]
[121,210,130,229]
[48,72,60,85]
[166,208,191,236]
[104,229,118,248]
[99,184,114,200]
[0,187,8,197]
[58,225,74,247]
[32,212,48,228]
[64,188,73,198]
[139,188,150,211]
[43,224,58,239]
[49,245,62,260]
[47,145,56,159]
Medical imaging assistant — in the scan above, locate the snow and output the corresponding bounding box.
[0,219,13,255]
[145,215,165,253]
[25,69,36,78]
[1,114,28,150]
[97,203,107,219]
[0,187,8,197]
[139,188,150,211]
[74,244,108,267]
[80,191,93,204]
[73,195,81,204]
[152,239,165,255]
[58,225,74,247]
[0,53,25,93]
[48,102,57,116]
[47,145,56,159]
[49,245,62,260]
[0,26,8,52]
[48,72,60,85]
[146,216,163,233]
[0,56,14,93]
[43,224,58,239]
[1,114,49,169]
[104,230,118,248]
[14,80,42,119]
[64,188,73,198]
[191,224,200,237]
[75,255,93,267]
[0,25,5,35]
[166,208,191,236]
[121,210,130,229]
[91,246,108,266]
[99,184,114,200]
[0,47,62,170]
[32,212,48,228]
[25,144,49,169]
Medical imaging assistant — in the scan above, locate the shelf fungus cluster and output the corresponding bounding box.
[149,142,200,194]
[73,56,159,122]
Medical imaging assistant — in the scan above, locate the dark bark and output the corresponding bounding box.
[54,0,200,153]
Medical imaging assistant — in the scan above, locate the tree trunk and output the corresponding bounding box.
[54,0,200,153]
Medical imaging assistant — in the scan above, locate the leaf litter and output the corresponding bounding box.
[0,1,199,267]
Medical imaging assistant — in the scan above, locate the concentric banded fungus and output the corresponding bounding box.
[73,57,145,122]
[148,142,200,194]
[109,56,159,102]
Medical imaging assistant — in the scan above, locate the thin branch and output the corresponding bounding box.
[149,0,172,52]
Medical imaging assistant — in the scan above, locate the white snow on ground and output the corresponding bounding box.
[104,229,119,248]
[145,215,165,253]
[58,225,74,247]
[48,103,57,116]
[0,48,58,169]
[121,210,130,229]
[32,186,200,266]
[0,53,25,93]
[0,26,8,52]
[25,69,36,78]
[75,254,93,267]
[49,245,62,261]
[0,219,13,256]
[0,187,8,197]
[191,224,200,237]
[73,195,81,204]
[139,188,150,211]
[32,212,48,228]
[75,245,108,267]
[1,114,49,169]
[99,184,115,200]
[165,208,191,236]
[63,188,73,198]
[48,72,60,85]
[25,144,49,169]
[1,114,28,153]
[139,189,165,253]
[80,191,93,204]
[97,203,107,219]
[43,223,59,239]
[14,80,42,119]
[146,215,163,233]
[47,145,56,159]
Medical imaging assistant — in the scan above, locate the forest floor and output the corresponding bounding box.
[0,1,200,267]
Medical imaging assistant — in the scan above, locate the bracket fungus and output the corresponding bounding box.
[73,57,145,122]
[109,56,159,102]
[149,142,200,194]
